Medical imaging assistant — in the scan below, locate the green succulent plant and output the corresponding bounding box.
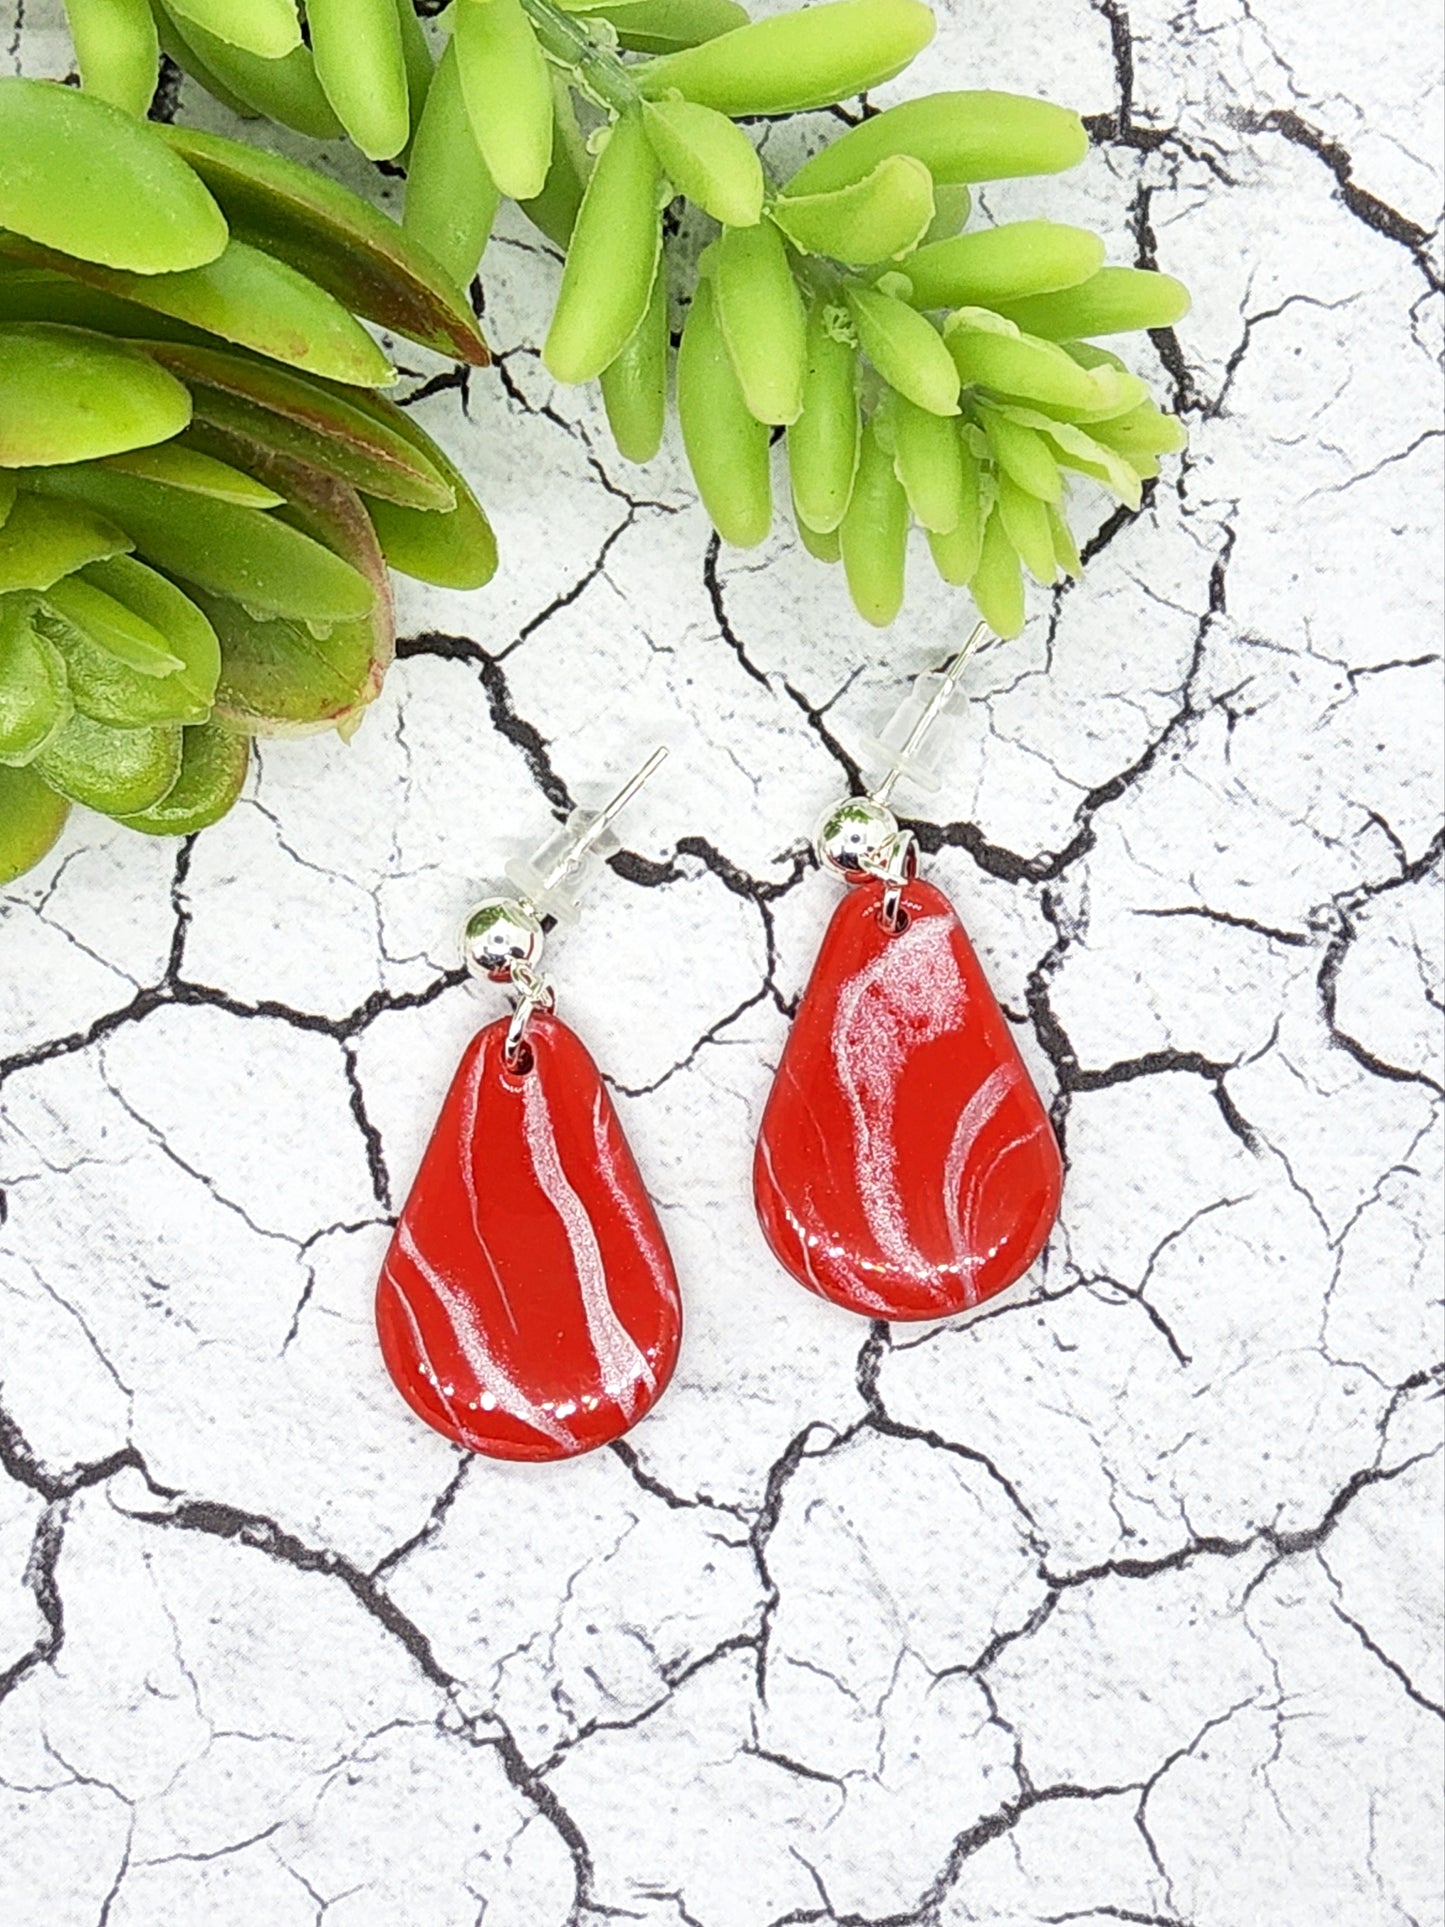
[20,0,1193,886]
[0,76,494,886]
[88,0,1190,639]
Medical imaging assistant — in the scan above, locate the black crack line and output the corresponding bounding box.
[608,984,773,1098]
[1044,1911,1194,1927]
[0,1400,170,1710]
[1231,108,1443,293]
[1303,427,1445,505]
[399,361,474,412]
[606,1438,751,1527]
[1071,1045,1261,1145]
[1329,1600,1445,1722]
[904,1389,1439,1726]
[1092,0,1136,145]
[781,675,866,792]
[0,1403,149,1508]
[0,828,814,1120]
[703,534,773,689]
[534,1632,762,1777]
[607,833,813,1030]
[1377,1365,1445,1448]
[1024,882,1263,1155]
[1127,180,1199,416]
[114,1489,602,1920]
[0,610,838,1122]
[610,838,809,1017]
[1198,289,1358,426]
[394,629,573,812]
[912,518,1234,891]
[499,503,645,654]
[1074,1260,1191,1373]
[0,956,467,1097]
[748,1418,871,1707]
[159,834,196,983]
[957,1590,1064,1686]
[1347,652,1444,687]
[280,1218,391,1357]
[342,1039,394,1213]
[1016,535,1258,1148]
[855,1324,1044,1541]
[624,1886,712,1927]
[1316,825,1445,1096]
[1081,0,1232,188]
[765,1761,1202,1927]
[492,348,680,519]
[744,1735,846,1797]
[369,1455,472,1579]
[95,1822,135,1927]
[1077,491,1153,571]
[142,1820,286,1868]
[1044,1446,1440,1601]
[0,1501,65,1708]
[1133,905,1312,948]
[1124,1192,1252,1365]
[122,1493,456,1685]
[629,833,815,909]
[393,632,803,937]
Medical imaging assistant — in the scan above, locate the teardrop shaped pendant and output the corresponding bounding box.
[754,630,1062,1322]
[379,1011,681,1462]
[377,752,680,1462]
[755,876,1061,1321]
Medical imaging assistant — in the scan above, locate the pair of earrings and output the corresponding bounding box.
[375,627,1063,1463]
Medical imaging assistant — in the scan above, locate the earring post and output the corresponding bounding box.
[869,623,991,808]
[571,744,669,861]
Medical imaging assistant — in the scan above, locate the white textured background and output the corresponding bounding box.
[3,2,1443,1923]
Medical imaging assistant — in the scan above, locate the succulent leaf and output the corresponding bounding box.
[0,322,192,467]
[0,762,71,883]
[0,493,133,594]
[117,720,250,835]
[0,593,71,766]
[158,124,490,365]
[0,76,227,274]
[28,465,377,624]
[36,710,183,816]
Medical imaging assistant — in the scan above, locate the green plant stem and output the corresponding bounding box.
[515,0,868,300]
[518,0,641,115]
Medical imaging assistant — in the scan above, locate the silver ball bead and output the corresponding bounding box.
[463,897,544,983]
[815,795,898,882]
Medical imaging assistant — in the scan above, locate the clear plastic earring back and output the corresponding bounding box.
[859,620,991,809]
[505,807,623,925]
[858,666,973,801]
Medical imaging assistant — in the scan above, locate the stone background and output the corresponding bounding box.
[2,2,1442,1922]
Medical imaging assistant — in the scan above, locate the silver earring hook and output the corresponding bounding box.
[462,746,670,1064]
[815,624,993,931]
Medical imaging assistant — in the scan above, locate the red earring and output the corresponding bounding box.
[754,630,1063,1322]
[376,751,681,1462]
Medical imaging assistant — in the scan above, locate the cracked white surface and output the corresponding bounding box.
[3,2,1443,1922]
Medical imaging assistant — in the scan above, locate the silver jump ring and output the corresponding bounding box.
[878,830,917,933]
[504,961,555,1067]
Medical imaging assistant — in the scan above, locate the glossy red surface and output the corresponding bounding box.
[377,1012,681,1461]
[754,876,1062,1321]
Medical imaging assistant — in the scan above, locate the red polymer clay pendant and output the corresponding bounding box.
[754,875,1063,1322]
[377,1012,681,1462]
